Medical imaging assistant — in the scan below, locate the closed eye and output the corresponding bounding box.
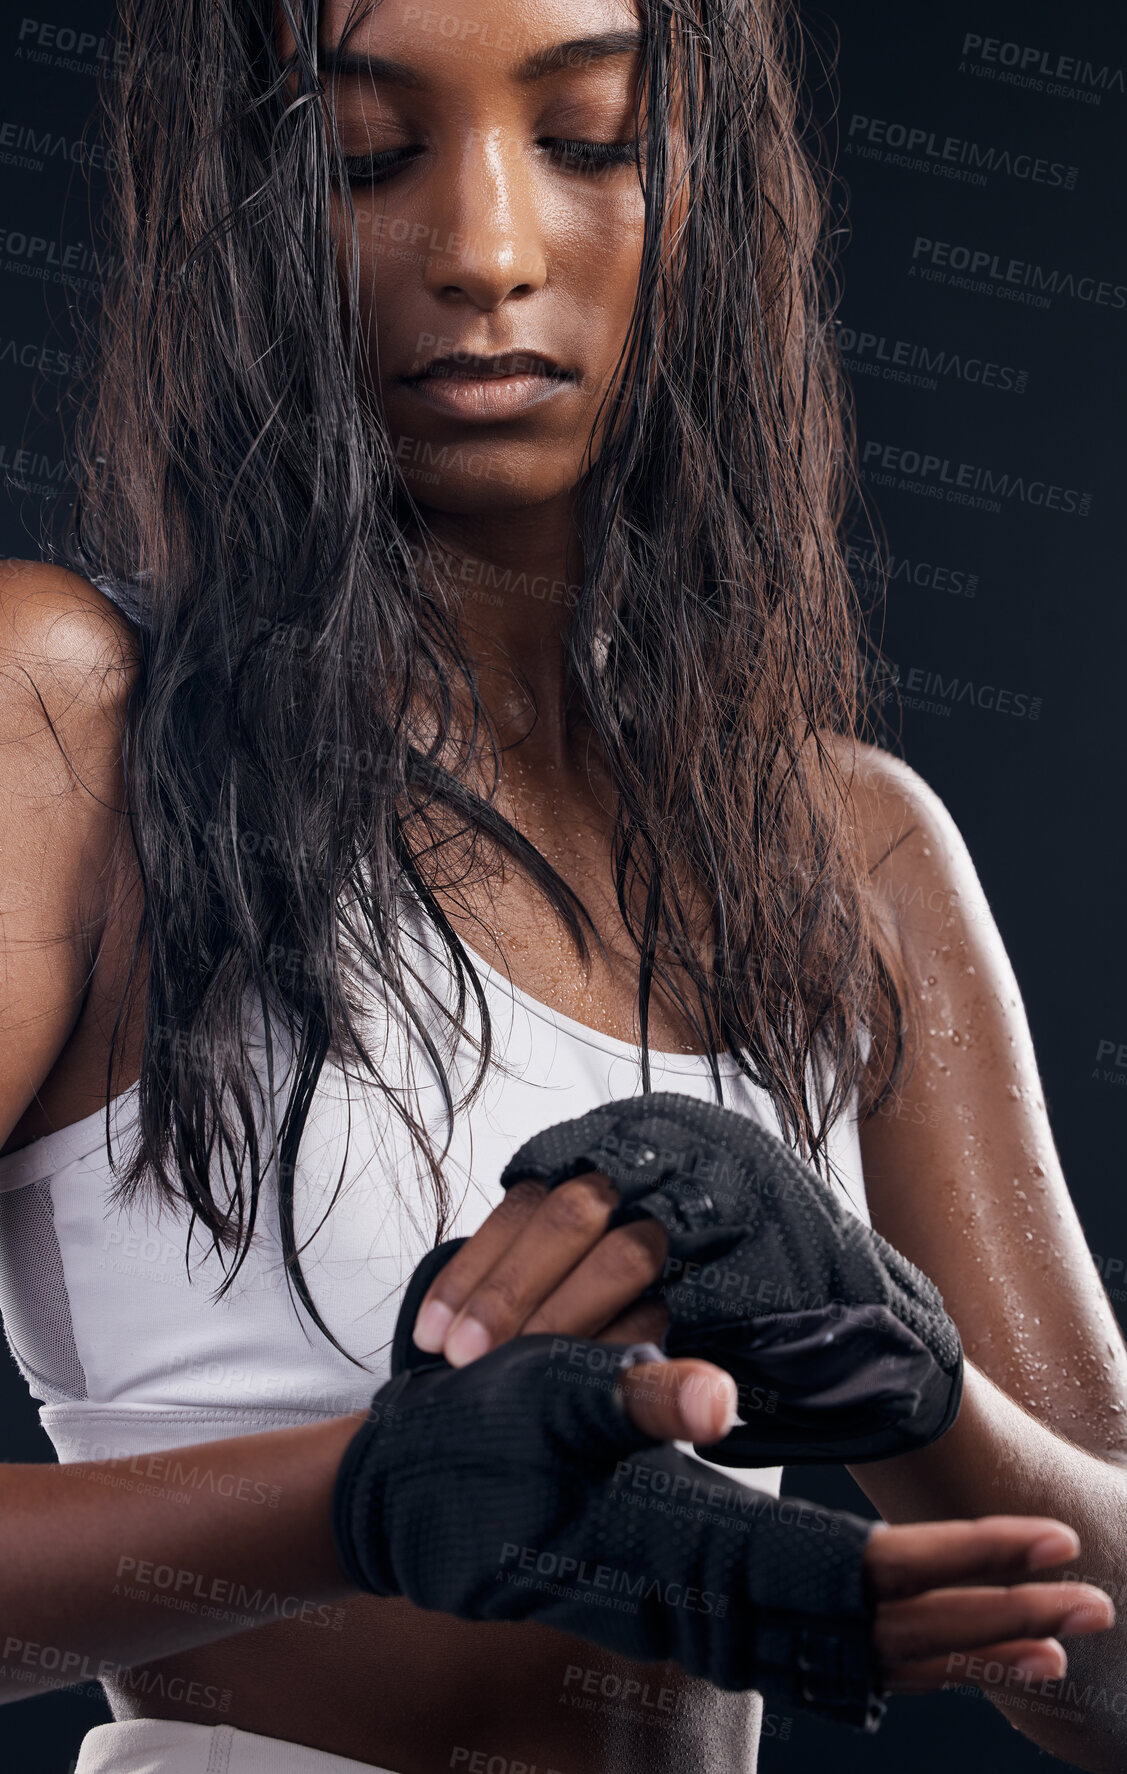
[338,138,640,186]
[540,138,641,173]
[339,147,421,185]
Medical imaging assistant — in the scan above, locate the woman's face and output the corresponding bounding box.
[301,0,651,519]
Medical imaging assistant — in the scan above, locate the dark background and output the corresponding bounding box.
[0,0,1122,1768]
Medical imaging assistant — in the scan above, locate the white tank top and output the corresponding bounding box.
[0,901,871,1501]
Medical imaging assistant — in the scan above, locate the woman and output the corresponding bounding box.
[0,0,1123,1770]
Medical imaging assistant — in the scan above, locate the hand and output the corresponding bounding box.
[333,1330,886,1728]
[412,1094,964,1469]
[412,1171,669,1364]
[860,1514,1115,1693]
[618,1368,1117,1695]
[610,1364,1116,1695]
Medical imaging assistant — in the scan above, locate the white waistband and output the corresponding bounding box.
[75,1719,400,1773]
[41,1401,354,1466]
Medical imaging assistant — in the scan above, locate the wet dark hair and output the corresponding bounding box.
[53,0,911,1363]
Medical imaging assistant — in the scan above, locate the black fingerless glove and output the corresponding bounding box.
[498,1092,964,1467]
[331,1245,888,1732]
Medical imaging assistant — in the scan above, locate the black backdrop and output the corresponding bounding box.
[0,1,1122,1768]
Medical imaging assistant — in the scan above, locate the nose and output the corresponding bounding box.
[421,125,548,309]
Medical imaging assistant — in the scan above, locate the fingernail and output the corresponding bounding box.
[685,1374,739,1443]
[1013,1645,1065,1680]
[413,1299,454,1352]
[1061,1600,1115,1634]
[445,1315,492,1367]
[1029,1529,1080,1567]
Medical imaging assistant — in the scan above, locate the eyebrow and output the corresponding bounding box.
[319,28,645,91]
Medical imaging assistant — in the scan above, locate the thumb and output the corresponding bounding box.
[461,1336,739,1464]
[621,1356,740,1444]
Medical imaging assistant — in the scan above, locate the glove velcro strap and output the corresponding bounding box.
[330,1374,413,1597]
[752,1614,887,1731]
[719,1491,886,1728]
[499,1094,750,1212]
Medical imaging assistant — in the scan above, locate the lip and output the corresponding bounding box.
[398,350,576,422]
[402,371,574,421]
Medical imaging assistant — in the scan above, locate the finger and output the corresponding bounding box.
[864,1516,1083,1600]
[873,1581,1115,1668]
[442,1173,621,1365]
[620,1358,739,1445]
[522,1219,670,1339]
[591,1296,671,1348]
[882,1636,1068,1695]
[412,1179,548,1351]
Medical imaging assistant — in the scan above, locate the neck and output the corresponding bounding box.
[405,503,599,780]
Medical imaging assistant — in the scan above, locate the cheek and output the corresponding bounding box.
[554,187,647,350]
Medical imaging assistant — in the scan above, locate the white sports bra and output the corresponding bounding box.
[0,901,872,1503]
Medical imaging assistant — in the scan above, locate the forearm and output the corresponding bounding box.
[0,1413,367,1704]
[850,1359,1127,1771]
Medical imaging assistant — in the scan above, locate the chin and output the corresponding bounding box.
[398,466,575,516]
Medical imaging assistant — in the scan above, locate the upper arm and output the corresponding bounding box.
[0,558,139,1148]
[833,740,1127,1467]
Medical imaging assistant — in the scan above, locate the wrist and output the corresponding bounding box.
[292,1409,384,1598]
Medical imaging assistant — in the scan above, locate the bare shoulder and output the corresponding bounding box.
[815,743,1127,1474]
[812,733,1003,1112]
[0,555,139,936]
[820,733,951,864]
[0,556,139,814]
[0,562,143,1143]
[0,555,139,694]
[817,733,986,945]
